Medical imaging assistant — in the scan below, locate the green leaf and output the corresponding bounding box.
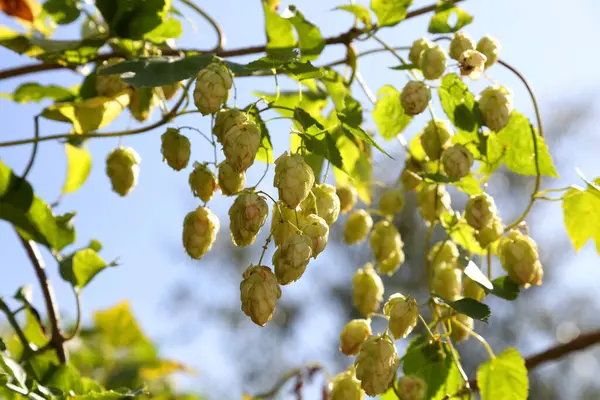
[334,135,373,204]
[389,63,418,70]
[373,85,412,140]
[96,0,172,39]
[246,106,273,164]
[43,0,81,25]
[297,126,343,170]
[486,112,558,177]
[434,296,491,322]
[0,354,26,389]
[370,0,413,27]
[477,348,528,400]
[62,144,92,194]
[455,175,483,195]
[334,5,372,26]
[439,73,481,133]
[422,173,458,184]
[428,2,474,33]
[490,276,520,301]
[283,6,325,60]
[338,95,363,126]
[0,161,76,251]
[320,69,349,111]
[143,18,183,43]
[402,334,453,399]
[262,1,296,53]
[94,301,154,350]
[42,93,130,134]
[44,364,84,393]
[563,180,600,254]
[60,248,112,288]
[14,285,33,303]
[445,218,485,255]
[2,82,76,104]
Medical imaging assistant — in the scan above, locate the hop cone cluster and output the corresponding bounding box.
[369,220,405,276]
[329,368,365,400]
[218,161,245,196]
[336,184,358,213]
[273,232,313,285]
[498,230,543,287]
[479,85,513,132]
[300,183,340,225]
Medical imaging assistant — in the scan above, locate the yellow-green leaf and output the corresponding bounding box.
[94,301,152,349]
[371,0,413,27]
[373,85,412,140]
[563,180,600,254]
[428,2,473,33]
[262,1,296,53]
[477,347,528,400]
[62,144,92,194]
[335,5,372,26]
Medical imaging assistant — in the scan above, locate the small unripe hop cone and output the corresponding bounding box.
[419,45,447,80]
[344,209,373,244]
[459,50,487,80]
[273,232,313,284]
[427,240,459,270]
[273,152,315,209]
[432,264,462,301]
[417,184,451,223]
[354,334,400,396]
[328,368,365,400]
[409,38,434,67]
[421,120,453,161]
[476,216,504,248]
[229,191,269,246]
[400,157,424,190]
[222,118,261,172]
[161,128,191,171]
[478,85,513,132]
[450,313,474,342]
[182,206,220,259]
[383,294,419,340]
[396,375,427,400]
[379,188,405,216]
[95,58,130,97]
[449,31,475,60]
[218,161,245,196]
[477,35,501,68]
[193,62,233,115]
[336,184,358,213]
[271,201,300,247]
[369,220,405,276]
[400,81,431,116]
[301,183,341,225]
[299,214,329,258]
[213,108,248,143]
[339,319,372,356]
[105,146,141,196]
[352,263,384,316]
[465,193,497,230]
[240,264,281,326]
[498,230,544,287]
[442,144,474,180]
[189,162,218,203]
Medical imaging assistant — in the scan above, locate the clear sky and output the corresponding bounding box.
[2,0,600,398]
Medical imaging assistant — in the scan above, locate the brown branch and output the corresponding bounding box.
[17,234,67,363]
[0,0,464,81]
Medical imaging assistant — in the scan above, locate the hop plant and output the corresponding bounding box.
[465,193,497,230]
[396,375,427,400]
[189,162,218,203]
[95,58,129,97]
[193,62,233,115]
[400,81,431,116]
[383,294,419,340]
[213,108,248,143]
[106,146,141,196]
[271,201,301,247]
[161,128,191,171]
[339,319,372,356]
[449,31,475,60]
[218,161,245,196]
[421,120,453,161]
[229,191,269,247]
[427,240,459,270]
[432,264,462,301]
[160,82,180,100]
[128,88,155,122]
[477,35,500,68]
[299,214,329,258]
[442,144,474,180]
[329,368,365,400]
[479,85,513,132]
[476,216,504,248]
[498,230,543,287]
[450,313,473,342]
[400,157,423,190]
[459,50,487,79]
[344,209,373,244]
[274,152,315,209]
[463,276,486,302]
[336,184,358,213]
[273,232,313,285]
[222,118,261,172]
[379,188,405,216]
[420,45,447,80]
[300,183,341,225]
[182,206,220,260]
[352,263,384,316]
[379,251,405,276]
[417,184,451,223]
[354,334,399,396]
[240,265,281,326]
[369,220,405,276]
[409,38,434,66]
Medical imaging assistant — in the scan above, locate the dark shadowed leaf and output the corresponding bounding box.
[2,82,76,103]
[434,296,491,322]
[96,0,171,39]
[490,276,520,300]
[43,0,80,25]
[438,73,481,133]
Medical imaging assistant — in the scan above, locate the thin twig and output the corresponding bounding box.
[62,287,82,341]
[21,115,40,180]
[254,363,323,399]
[179,0,226,52]
[0,298,34,356]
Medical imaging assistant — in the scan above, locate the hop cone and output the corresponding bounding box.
[420,45,447,80]
[273,232,313,285]
[476,216,504,248]
[477,35,500,68]
[229,191,269,246]
[432,264,462,301]
[182,206,220,260]
[273,152,315,209]
[442,144,474,180]
[299,214,329,258]
[463,276,486,302]
[465,193,497,230]
[189,162,218,203]
[369,220,405,276]
[354,334,399,396]
[95,58,129,97]
[379,188,405,216]
[383,294,418,340]
[222,119,261,172]
[161,128,191,171]
[450,313,473,342]
[400,81,431,116]
[214,108,248,144]
[498,230,543,287]
[417,184,451,223]
[337,184,358,213]
[329,368,365,400]
[160,82,180,100]
[240,265,281,326]
[271,201,300,247]
[409,38,434,66]
[128,88,155,122]
[449,31,475,60]
[193,62,233,115]
[352,263,384,316]
[400,157,423,190]
[427,240,459,270]
[106,146,141,196]
[300,183,341,225]
[339,319,372,356]
[344,209,373,244]
[421,120,453,161]
[218,161,245,196]
[459,50,487,79]
[479,85,513,132]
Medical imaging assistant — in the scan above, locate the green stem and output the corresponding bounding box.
[456,319,496,359]
[257,233,273,266]
[62,288,82,341]
[368,33,419,80]
[418,314,436,339]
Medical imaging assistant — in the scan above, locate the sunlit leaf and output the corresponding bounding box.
[283,6,325,60]
[439,73,481,133]
[477,348,528,400]
[143,18,183,43]
[373,85,412,140]
[62,143,92,194]
[371,0,413,27]
[262,0,296,53]
[563,178,600,254]
[60,248,113,288]
[2,82,76,103]
[96,0,171,39]
[429,1,473,33]
[334,4,371,26]
[93,301,154,351]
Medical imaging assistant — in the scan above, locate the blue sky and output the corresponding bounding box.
[2,0,600,398]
